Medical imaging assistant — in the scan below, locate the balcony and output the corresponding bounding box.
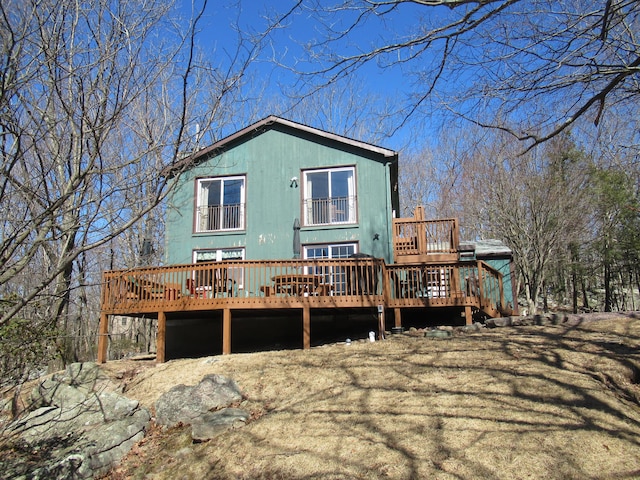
[303,196,356,226]
[393,208,460,263]
[196,203,245,232]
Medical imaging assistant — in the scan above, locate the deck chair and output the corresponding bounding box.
[186,278,207,299]
[212,268,233,297]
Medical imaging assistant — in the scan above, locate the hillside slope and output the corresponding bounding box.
[108,312,640,479]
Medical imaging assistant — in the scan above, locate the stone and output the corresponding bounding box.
[461,322,482,333]
[155,374,242,428]
[30,361,116,409]
[486,317,514,328]
[4,362,150,480]
[425,329,452,338]
[86,409,150,475]
[191,408,249,442]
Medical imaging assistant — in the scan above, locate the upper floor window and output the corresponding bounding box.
[303,167,356,226]
[196,176,245,232]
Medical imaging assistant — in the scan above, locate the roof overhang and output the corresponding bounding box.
[164,115,398,178]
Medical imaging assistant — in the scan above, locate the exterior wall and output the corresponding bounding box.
[481,257,515,309]
[165,126,396,265]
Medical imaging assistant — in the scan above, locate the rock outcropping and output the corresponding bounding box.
[3,362,150,479]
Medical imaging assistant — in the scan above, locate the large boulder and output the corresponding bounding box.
[3,362,150,480]
[155,374,248,441]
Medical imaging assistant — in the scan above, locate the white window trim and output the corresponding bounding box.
[302,167,356,226]
[193,248,245,263]
[195,176,246,232]
[303,243,358,260]
[193,248,245,289]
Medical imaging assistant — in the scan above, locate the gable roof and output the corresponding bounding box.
[166,115,398,177]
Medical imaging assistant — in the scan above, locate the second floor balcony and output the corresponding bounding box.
[393,208,460,263]
[196,203,245,232]
[303,196,357,226]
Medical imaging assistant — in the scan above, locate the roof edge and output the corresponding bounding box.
[165,115,398,177]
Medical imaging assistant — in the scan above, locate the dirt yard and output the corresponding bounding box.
[105,312,640,479]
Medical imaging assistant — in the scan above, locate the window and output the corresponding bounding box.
[304,243,356,294]
[304,244,356,260]
[196,176,245,232]
[193,248,245,290]
[303,167,356,226]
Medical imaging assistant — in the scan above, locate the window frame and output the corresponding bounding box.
[194,175,246,233]
[302,166,357,226]
[303,242,358,295]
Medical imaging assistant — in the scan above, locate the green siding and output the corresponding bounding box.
[165,127,395,265]
[483,258,515,309]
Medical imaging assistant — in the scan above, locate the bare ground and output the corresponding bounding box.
[104,312,640,480]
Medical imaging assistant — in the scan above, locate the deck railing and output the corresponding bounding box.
[101,258,503,317]
[392,217,460,262]
[195,203,245,232]
[303,195,356,225]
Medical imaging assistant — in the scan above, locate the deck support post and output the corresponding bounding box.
[223,308,232,355]
[97,313,109,363]
[302,306,310,350]
[394,308,402,328]
[378,307,386,340]
[157,311,166,363]
[464,305,472,325]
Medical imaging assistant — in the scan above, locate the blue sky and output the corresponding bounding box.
[177,0,433,152]
[175,1,640,159]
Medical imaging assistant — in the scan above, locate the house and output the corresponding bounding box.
[97,117,510,363]
[165,115,399,267]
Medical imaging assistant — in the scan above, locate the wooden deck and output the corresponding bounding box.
[392,208,460,263]
[98,257,505,362]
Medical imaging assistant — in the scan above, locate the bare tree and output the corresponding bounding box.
[276,0,640,148]
[451,130,591,313]
[0,0,268,375]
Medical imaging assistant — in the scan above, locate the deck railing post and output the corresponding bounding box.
[451,218,460,254]
[477,260,485,307]
[382,263,391,306]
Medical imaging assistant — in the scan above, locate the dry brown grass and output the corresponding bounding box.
[107,313,640,480]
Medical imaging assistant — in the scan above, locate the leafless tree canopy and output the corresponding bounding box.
[281,0,639,147]
[0,0,191,326]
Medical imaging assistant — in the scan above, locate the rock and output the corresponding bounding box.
[30,361,116,409]
[86,409,150,474]
[461,322,482,333]
[4,362,150,480]
[425,329,452,338]
[155,374,242,428]
[437,325,454,332]
[154,374,248,442]
[486,317,514,328]
[191,408,250,442]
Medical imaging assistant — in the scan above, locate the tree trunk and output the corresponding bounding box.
[570,243,579,314]
[604,262,612,312]
[581,278,590,311]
